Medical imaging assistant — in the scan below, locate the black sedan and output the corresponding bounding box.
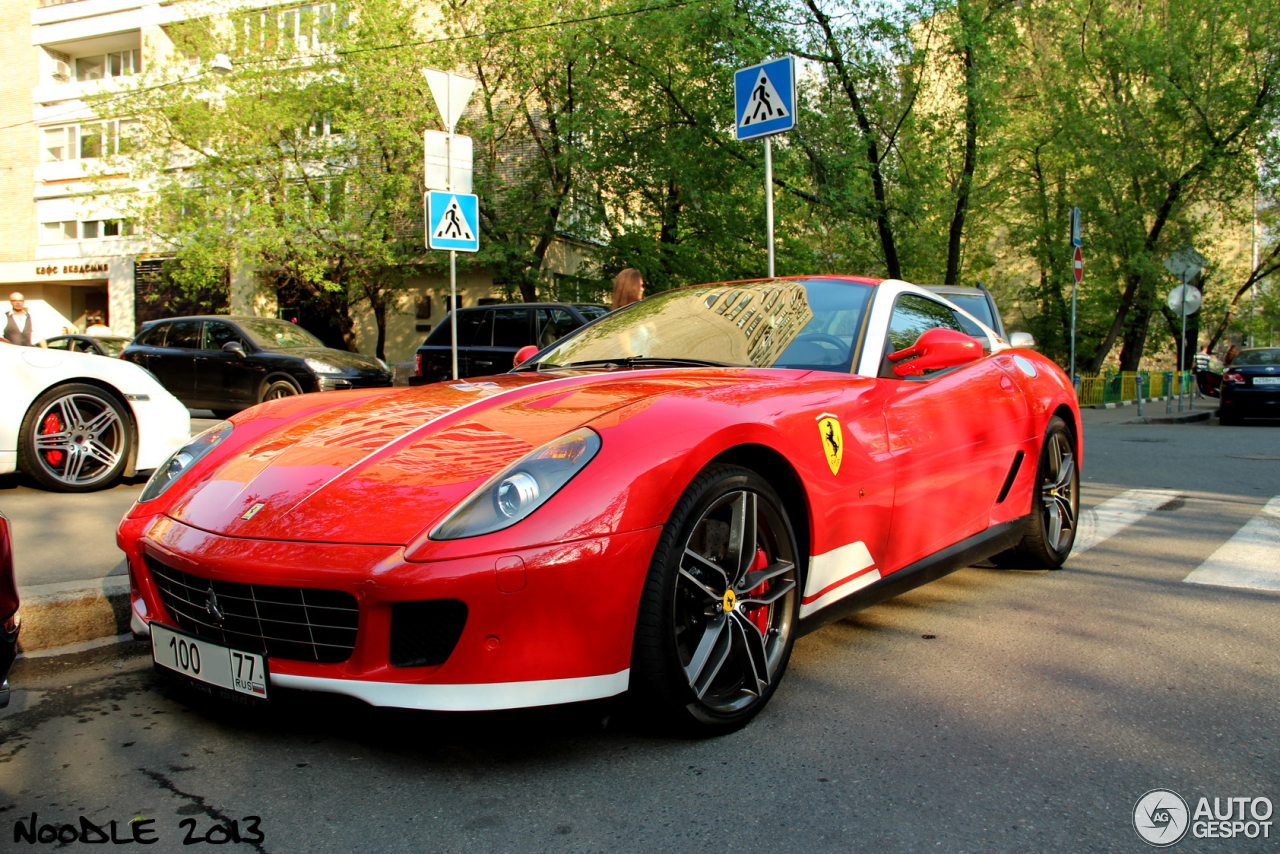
[122,316,391,417]
[1219,347,1280,424]
[414,302,607,382]
[43,334,131,357]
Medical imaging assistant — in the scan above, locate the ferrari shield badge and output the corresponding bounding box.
[817,414,843,475]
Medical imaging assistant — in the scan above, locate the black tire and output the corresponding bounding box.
[631,464,801,734]
[17,383,133,492]
[996,416,1078,569]
[1218,406,1239,425]
[259,379,300,404]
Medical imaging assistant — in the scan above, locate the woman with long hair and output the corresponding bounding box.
[611,268,644,310]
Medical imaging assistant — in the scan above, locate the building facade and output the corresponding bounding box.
[2,0,601,363]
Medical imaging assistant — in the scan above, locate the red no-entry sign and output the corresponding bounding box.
[1072,246,1084,284]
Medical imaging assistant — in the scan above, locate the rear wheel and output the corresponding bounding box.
[631,465,800,734]
[17,383,132,492]
[996,416,1078,569]
[1218,405,1239,425]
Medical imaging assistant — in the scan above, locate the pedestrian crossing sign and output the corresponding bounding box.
[427,191,479,252]
[734,56,796,141]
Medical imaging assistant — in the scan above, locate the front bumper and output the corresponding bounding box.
[119,514,660,711]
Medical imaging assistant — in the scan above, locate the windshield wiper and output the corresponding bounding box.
[558,356,734,369]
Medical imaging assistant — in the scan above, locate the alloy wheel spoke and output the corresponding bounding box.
[81,407,120,438]
[57,397,85,429]
[678,567,724,605]
[724,491,757,587]
[1045,503,1064,549]
[84,439,120,468]
[684,613,731,699]
[738,559,794,593]
[729,612,770,696]
[35,431,73,452]
[63,447,89,482]
[737,578,796,608]
[683,548,729,589]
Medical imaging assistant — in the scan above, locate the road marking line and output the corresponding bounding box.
[1183,496,1280,592]
[1071,488,1182,557]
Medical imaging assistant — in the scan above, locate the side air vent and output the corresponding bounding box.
[996,451,1025,504]
[389,600,468,667]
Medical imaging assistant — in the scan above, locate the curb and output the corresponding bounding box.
[15,578,132,654]
[1131,410,1214,424]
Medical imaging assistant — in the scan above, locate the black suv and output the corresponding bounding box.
[415,303,608,382]
[123,315,391,417]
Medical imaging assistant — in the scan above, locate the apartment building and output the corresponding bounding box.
[0,0,601,362]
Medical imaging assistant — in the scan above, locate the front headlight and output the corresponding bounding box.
[305,358,345,375]
[431,428,602,540]
[138,421,233,503]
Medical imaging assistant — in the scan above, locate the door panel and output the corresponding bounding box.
[194,321,260,409]
[148,319,200,405]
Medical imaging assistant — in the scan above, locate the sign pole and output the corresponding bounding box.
[446,74,459,381]
[765,137,775,278]
[1179,272,1188,412]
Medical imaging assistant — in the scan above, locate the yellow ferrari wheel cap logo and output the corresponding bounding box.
[818,415,843,475]
[722,589,737,612]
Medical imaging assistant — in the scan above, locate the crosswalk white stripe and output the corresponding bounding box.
[1070,488,1182,557]
[1183,496,1280,592]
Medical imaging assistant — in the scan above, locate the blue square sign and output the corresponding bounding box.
[428,191,479,252]
[734,56,797,141]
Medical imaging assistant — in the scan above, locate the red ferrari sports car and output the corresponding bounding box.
[117,276,1080,732]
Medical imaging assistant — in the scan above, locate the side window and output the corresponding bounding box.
[491,308,531,348]
[425,311,485,346]
[204,321,242,350]
[46,338,71,351]
[536,308,579,347]
[164,319,203,349]
[951,310,991,351]
[134,323,166,346]
[882,294,967,379]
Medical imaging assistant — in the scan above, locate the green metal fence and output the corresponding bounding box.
[1075,371,1193,406]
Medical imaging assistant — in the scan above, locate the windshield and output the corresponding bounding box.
[238,318,325,349]
[1232,348,1280,366]
[535,278,874,373]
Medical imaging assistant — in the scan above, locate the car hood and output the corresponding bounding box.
[162,369,767,545]
[267,346,388,374]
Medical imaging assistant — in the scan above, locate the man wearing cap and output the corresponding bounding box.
[4,293,33,346]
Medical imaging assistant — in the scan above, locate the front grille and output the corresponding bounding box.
[389,600,468,667]
[145,555,359,663]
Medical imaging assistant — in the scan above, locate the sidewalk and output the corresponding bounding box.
[13,398,1218,658]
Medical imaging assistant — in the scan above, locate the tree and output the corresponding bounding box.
[92,0,435,359]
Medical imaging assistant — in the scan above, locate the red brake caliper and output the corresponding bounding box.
[41,412,65,467]
[746,547,770,634]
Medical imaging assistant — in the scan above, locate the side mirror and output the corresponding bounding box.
[888,328,983,377]
[1009,332,1036,349]
[513,345,540,369]
[223,341,246,358]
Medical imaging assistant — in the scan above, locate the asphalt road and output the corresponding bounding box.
[2,409,1277,853]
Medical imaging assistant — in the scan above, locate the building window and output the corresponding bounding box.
[237,3,344,55]
[40,219,135,244]
[75,50,141,82]
[41,119,140,162]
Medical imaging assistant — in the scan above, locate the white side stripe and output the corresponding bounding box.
[1071,488,1181,557]
[1183,496,1280,592]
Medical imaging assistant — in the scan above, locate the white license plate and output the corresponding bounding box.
[151,623,269,699]
[1253,376,1280,385]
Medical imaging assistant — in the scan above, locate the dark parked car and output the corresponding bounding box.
[1,513,18,708]
[415,303,608,382]
[43,333,131,357]
[924,284,1036,348]
[1219,347,1280,424]
[123,316,391,417]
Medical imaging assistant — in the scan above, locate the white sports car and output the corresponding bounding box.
[1,344,191,492]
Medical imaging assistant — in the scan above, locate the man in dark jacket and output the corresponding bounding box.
[4,293,33,346]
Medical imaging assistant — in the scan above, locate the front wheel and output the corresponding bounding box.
[996,416,1078,569]
[631,465,800,734]
[259,379,300,403]
[17,383,132,492]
